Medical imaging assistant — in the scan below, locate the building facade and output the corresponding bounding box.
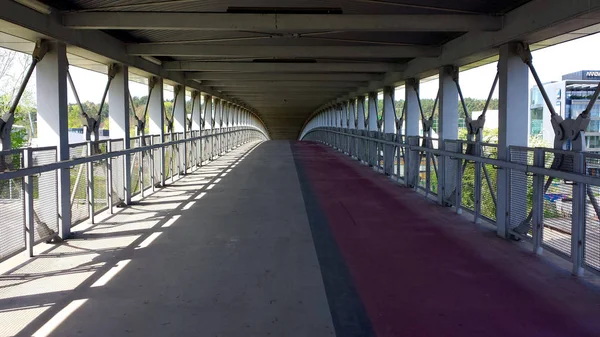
[530,70,600,150]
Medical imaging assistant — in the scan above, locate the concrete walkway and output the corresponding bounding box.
[0,141,334,337]
[2,140,600,337]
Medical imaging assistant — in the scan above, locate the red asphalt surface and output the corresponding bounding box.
[293,141,600,337]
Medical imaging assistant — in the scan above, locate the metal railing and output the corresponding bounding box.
[303,127,600,276]
[0,127,266,260]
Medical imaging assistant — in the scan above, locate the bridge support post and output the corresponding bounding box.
[36,41,71,238]
[368,92,378,167]
[438,65,459,205]
[357,96,366,163]
[383,87,396,176]
[405,79,420,187]
[174,85,186,174]
[109,64,131,205]
[348,99,356,157]
[497,42,529,239]
[191,90,202,167]
[149,77,165,186]
[204,95,213,161]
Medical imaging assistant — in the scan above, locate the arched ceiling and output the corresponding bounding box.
[17,0,600,139]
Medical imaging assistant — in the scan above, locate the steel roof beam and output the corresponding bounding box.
[127,45,440,58]
[167,62,401,73]
[63,13,503,32]
[185,72,380,81]
[201,81,365,88]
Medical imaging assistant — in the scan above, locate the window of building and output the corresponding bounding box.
[531,87,544,106]
[586,135,600,149]
[587,120,600,133]
[530,107,543,135]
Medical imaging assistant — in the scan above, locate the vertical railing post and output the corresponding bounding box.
[531,148,545,255]
[139,141,145,197]
[24,148,35,257]
[437,140,446,205]
[455,141,464,215]
[107,141,113,214]
[407,136,420,188]
[425,141,431,198]
[571,152,586,276]
[86,141,95,223]
[150,137,155,192]
[474,142,483,223]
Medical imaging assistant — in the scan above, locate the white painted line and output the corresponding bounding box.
[91,259,132,288]
[162,215,181,228]
[207,184,216,190]
[136,232,163,249]
[214,178,222,183]
[182,201,196,210]
[32,299,88,337]
[195,192,207,200]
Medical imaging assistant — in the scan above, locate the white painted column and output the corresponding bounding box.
[356,96,366,162]
[357,97,366,131]
[347,98,357,156]
[148,77,165,185]
[108,64,131,205]
[204,95,212,130]
[173,85,186,172]
[497,42,529,238]
[191,91,201,131]
[438,65,460,204]
[383,87,396,175]
[204,95,213,160]
[368,92,378,166]
[36,41,70,238]
[368,92,378,131]
[405,78,421,187]
[383,87,395,134]
[405,79,420,137]
[148,77,164,136]
[174,85,186,134]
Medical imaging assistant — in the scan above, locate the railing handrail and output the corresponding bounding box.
[0,127,266,181]
[302,127,600,186]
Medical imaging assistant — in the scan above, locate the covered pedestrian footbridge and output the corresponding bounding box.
[2,1,600,336]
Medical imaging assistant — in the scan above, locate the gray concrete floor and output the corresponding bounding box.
[0,141,335,337]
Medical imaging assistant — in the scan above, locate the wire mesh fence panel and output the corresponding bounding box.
[443,140,461,207]
[93,142,109,215]
[417,154,427,190]
[142,136,152,192]
[480,144,498,222]
[32,147,58,242]
[541,150,575,258]
[461,161,476,213]
[186,131,194,170]
[110,140,125,206]
[584,153,600,272]
[153,135,161,185]
[377,133,384,171]
[69,143,89,225]
[0,149,25,260]
[178,133,186,173]
[130,138,141,197]
[508,147,534,241]
[164,134,173,180]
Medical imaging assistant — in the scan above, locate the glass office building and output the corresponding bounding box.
[530,70,600,150]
